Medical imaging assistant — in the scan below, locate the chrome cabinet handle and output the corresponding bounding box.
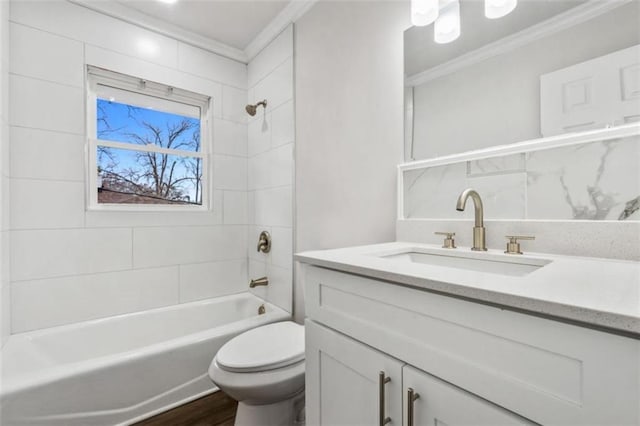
[407,387,420,426]
[378,371,391,426]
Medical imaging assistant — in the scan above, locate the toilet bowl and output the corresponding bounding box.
[209,321,305,426]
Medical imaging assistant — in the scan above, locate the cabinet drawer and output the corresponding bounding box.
[303,265,640,425]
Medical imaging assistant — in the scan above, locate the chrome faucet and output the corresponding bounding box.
[456,188,487,251]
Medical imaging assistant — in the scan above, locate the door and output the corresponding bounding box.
[305,320,403,426]
[403,366,534,426]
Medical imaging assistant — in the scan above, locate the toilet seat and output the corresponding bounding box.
[216,322,304,373]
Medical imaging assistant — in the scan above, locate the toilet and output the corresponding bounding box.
[209,321,305,426]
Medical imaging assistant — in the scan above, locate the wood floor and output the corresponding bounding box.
[134,391,238,426]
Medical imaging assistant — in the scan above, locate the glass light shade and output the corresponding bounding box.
[485,0,517,19]
[411,0,439,26]
[434,0,460,44]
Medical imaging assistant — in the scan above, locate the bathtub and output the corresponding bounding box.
[0,292,289,426]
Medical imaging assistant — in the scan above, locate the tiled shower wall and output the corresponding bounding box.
[7,1,251,333]
[1,0,10,347]
[246,27,295,312]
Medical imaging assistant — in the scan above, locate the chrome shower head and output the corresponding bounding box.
[245,100,267,116]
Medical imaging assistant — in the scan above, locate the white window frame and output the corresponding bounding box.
[86,66,212,212]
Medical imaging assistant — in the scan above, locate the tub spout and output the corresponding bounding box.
[250,277,269,288]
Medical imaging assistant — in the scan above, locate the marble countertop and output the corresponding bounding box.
[295,242,640,337]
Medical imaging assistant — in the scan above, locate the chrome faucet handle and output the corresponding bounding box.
[435,232,456,249]
[504,235,535,255]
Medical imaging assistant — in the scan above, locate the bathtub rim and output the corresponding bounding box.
[1,292,290,397]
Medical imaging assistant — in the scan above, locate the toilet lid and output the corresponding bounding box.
[216,322,305,373]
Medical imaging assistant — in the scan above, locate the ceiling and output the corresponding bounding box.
[404,0,588,77]
[114,0,290,50]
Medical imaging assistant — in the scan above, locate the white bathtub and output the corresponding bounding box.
[0,292,289,426]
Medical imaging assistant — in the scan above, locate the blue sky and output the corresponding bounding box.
[96,98,202,203]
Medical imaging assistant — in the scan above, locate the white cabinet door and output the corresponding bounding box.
[306,320,404,426]
[403,366,533,426]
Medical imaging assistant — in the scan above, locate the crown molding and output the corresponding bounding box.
[405,0,631,87]
[68,0,248,63]
[244,0,318,61]
[68,0,318,65]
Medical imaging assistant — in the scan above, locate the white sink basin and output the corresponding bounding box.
[378,248,551,277]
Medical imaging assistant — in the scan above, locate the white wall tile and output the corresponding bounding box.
[248,114,271,157]
[10,1,179,69]
[10,127,85,181]
[133,225,247,268]
[11,267,179,332]
[222,85,248,124]
[213,118,247,157]
[248,150,270,190]
[248,259,291,312]
[11,228,133,281]
[177,43,247,89]
[213,155,247,190]
[254,58,293,110]
[1,284,10,345]
[11,179,85,229]
[10,75,83,134]
[270,226,293,269]
[248,25,293,88]
[254,186,292,227]
[271,101,295,148]
[223,191,248,225]
[248,142,293,190]
[247,190,255,225]
[179,259,247,303]
[10,23,84,87]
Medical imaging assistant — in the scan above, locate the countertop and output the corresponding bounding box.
[295,242,640,337]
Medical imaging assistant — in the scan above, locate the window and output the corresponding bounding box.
[87,66,211,209]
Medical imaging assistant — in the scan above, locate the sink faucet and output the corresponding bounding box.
[456,188,487,251]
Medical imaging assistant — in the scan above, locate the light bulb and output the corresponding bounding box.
[411,0,439,26]
[485,0,517,19]
[434,0,460,44]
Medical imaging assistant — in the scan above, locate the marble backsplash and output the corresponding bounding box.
[403,135,640,221]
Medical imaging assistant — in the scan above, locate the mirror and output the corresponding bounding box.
[404,0,640,161]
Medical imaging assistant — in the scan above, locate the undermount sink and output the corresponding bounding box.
[378,249,551,277]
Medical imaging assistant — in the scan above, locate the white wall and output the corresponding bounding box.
[8,0,251,333]
[246,26,295,313]
[1,0,10,347]
[294,1,409,320]
[412,2,640,159]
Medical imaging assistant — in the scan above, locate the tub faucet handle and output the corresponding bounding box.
[250,277,269,288]
[257,231,271,253]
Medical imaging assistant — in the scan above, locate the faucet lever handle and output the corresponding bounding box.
[504,235,535,255]
[434,232,456,249]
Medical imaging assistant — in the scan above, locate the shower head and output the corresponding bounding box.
[245,100,267,116]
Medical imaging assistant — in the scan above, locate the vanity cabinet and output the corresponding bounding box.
[306,320,532,426]
[303,265,640,426]
[305,320,403,426]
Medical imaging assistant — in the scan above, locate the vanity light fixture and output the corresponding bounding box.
[485,0,518,19]
[434,0,461,44]
[411,0,439,26]
[413,0,517,44]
